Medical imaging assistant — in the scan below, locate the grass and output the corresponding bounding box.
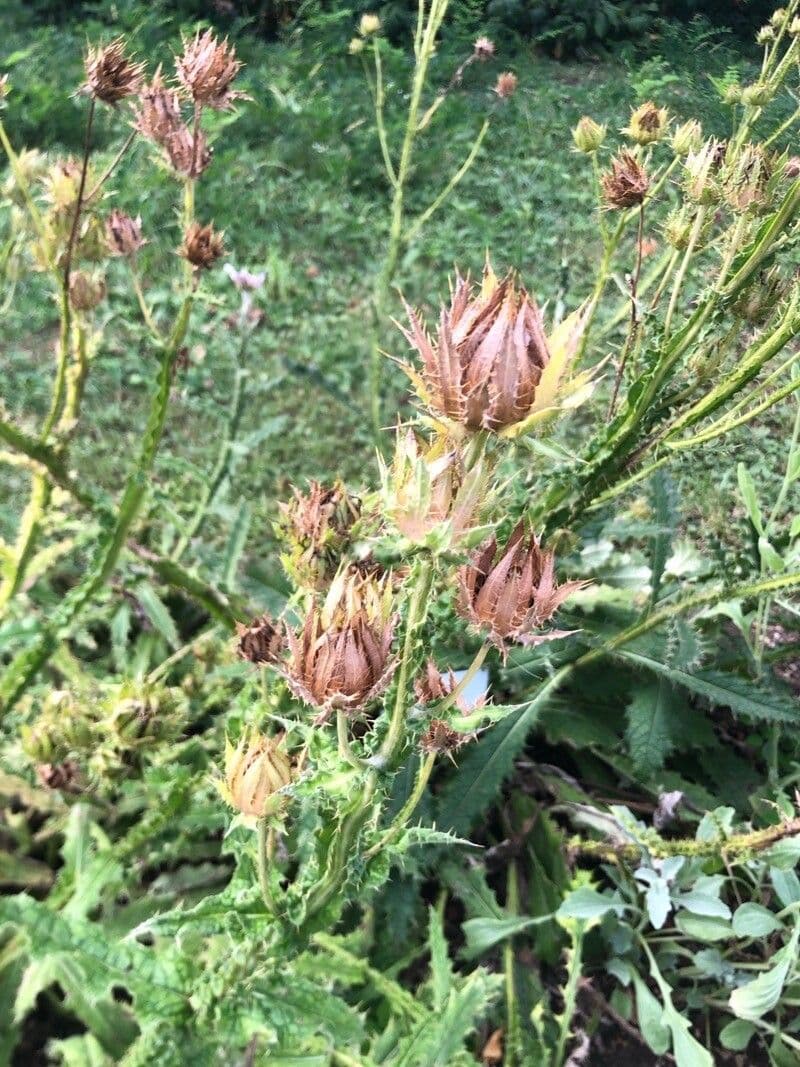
[1,4,797,599]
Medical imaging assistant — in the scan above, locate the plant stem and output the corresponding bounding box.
[504,861,521,1067]
[337,709,368,771]
[436,640,490,713]
[257,815,276,913]
[663,204,705,340]
[379,558,434,765]
[86,129,137,201]
[63,97,96,289]
[363,751,436,858]
[554,925,584,1067]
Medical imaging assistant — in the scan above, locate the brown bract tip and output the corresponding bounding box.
[84,38,144,105]
[179,220,224,269]
[176,29,243,110]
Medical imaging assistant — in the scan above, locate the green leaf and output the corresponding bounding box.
[625,679,680,775]
[719,1019,756,1051]
[732,903,783,938]
[675,913,733,942]
[461,915,551,959]
[737,464,763,534]
[557,887,626,921]
[618,650,799,723]
[428,909,453,1011]
[221,501,251,589]
[631,973,670,1056]
[134,582,180,650]
[729,923,800,1021]
[676,892,731,920]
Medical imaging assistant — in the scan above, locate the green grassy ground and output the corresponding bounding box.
[1,6,795,580]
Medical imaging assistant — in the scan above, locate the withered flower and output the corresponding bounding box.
[493,72,518,99]
[398,262,594,437]
[273,571,397,721]
[216,730,293,820]
[785,156,800,178]
[420,719,472,760]
[105,209,145,256]
[684,139,724,204]
[176,29,243,110]
[236,614,285,665]
[473,36,496,60]
[624,101,668,145]
[671,119,702,157]
[133,69,183,146]
[84,38,144,106]
[457,523,586,651]
[380,429,486,545]
[414,658,487,712]
[359,13,381,37]
[277,480,361,589]
[37,760,82,793]
[601,150,649,209]
[69,271,106,311]
[165,124,212,178]
[722,144,772,212]
[179,220,225,270]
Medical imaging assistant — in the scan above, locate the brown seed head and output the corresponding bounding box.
[399,263,589,435]
[105,209,145,256]
[165,124,212,178]
[624,101,668,145]
[601,150,650,209]
[69,271,106,311]
[420,719,472,758]
[179,220,224,270]
[37,759,82,793]
[176,29,243,110]
[457,523,586,651]
[786,156,800,178]
[133,69,183,146]
[493,71,518,99]
[217,730,293,819]
[84,38,144,106]
[723,143,772,212]
[277,480,361,589]
[236,614,285,665]
[274,572,396,721]
[473,36,496,60]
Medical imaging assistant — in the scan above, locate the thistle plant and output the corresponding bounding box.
[2,9,800,1065]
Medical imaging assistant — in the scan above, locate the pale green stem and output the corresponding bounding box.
[363,751,436,859]
[554,926,584,1067]
[0,116,49,256]
[436,641,490,714]
[337,708,368,771]
[663,205,706,340]
[504,862,521,1067]
[370,40,397,187]
[130,264,163,342]
[404,119,489,244]
[85,129,137,201]
[378,558,434,766]
[257,815,276,913]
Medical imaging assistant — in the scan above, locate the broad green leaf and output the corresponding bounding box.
[675,913,733,942]
[732,903,783,938]
[625,679,680,775]
[557,887,626,921]
[631,973,670,1056]
[729,924,799,1021]
[719,1019,756,1051]
[676,892,731,920]
[461,915,551,959]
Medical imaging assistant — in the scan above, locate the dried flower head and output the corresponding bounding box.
[786,156,800,178]
[420,718,472,759]
[601,150,649,209]
[348,37,366,55]
[176,29,243,110]
[37,760,82,793]
[790,16,800,35]
[277,480,362,589]
[380,428,485,545]
[165,124,212,178]
[684,139,724,204]
[69,270,106,311]
[359,13,381,36]
[271,571,396,721]
[236,614,285,665]
[757,25,776,45]
[414,658,487,712]
[179,220,224,270]
[572,116,606,154]
[493,72,518,99]
[663,207,694,250]
[771,7,789,28]
[722,143,773,212]
[0,75,9,109]
[216,730,293,820]
[624,101,668,145]
[473,36,496,60]
[671,119,703,157]
[731,265,786,325]
[134,70,183,146]
[84,38,144,106]
[105,210,145,257]
[398,262,593,437]
[457,523,586,651]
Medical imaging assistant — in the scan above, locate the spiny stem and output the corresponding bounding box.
[363,751,436,859]
[63,96,96,289]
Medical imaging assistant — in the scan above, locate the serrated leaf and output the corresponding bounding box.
[428,909,453,1010]
[737,464,763,534]
[625,679,679,775]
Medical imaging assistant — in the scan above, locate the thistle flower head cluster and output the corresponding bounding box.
[179,221,225,270]
[277,480,362,589]
[105,210,145,257]
[175,29,244,110]
[623,101,669,145]
[398,262,593,437]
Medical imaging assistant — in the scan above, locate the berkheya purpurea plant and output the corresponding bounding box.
[0,31,246,707]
